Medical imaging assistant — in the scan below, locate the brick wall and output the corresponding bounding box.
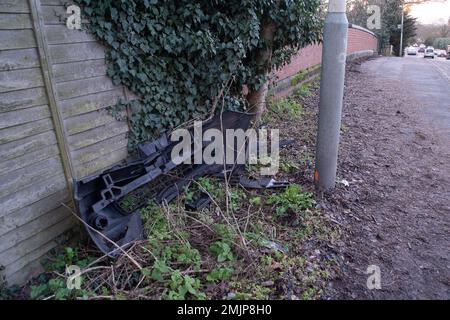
[275,24,378,82]
[347,25,378,55]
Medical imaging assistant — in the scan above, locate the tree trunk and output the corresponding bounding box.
[247,20,276,121]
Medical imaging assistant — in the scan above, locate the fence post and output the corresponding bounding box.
[314,0,348,191]
[29,0,75,191]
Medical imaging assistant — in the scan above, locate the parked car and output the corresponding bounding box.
[447,51,450,60]
[424,47,435,59]
[418,47,425,53]
[437,50,447,58]
[406,47,417,55]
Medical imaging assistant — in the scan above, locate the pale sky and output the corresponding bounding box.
[409,0,450,24]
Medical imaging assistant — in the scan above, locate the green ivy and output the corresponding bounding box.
[75,0,323,148]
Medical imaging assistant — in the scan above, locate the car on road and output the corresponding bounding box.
[406,47,417,55]
[447,51,450,60]
[424,47,435,59]
[436,50,447,58]
[418,47,425,53]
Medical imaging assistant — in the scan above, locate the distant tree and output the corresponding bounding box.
[416,23,450,48]
[346,0,418,56]
[438,24,450,38]
[424,36,435,47]
[384,2,417,55]
[347,0,372,27]
[433,38,450,50]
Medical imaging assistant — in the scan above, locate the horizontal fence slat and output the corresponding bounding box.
[0,87,48,113]
[50,42,105,64]
[1,215,73,275]
[0,117,53,144]
[0,0,29,14]
[68,121,128,151]
[0,173,67,218]
[0,67,44,93]
[0,204,70,254]
[45,24,96,44]
[0,144,59,176]
[0,29,35,50]
[0,130,57,162]
[53,59,107,83]
[0,188,69,236]
[56,75,118,100]
[0,13,32,29]
[0,156,64,199]
[64,109,120,136]
[60,88,124,119]
[74,147,128,179]
[5,243,54,285]
[40,0,66,5]
[0,48,40,71]
[73,133,128,166]
[0,105,50,130]
[41,4,65,25]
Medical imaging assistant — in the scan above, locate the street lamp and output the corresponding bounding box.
[314,0,348,191]
[399,1,405,57]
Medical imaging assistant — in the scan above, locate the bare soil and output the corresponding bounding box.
[317,57,450,299]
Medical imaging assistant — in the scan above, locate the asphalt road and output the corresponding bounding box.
[362,54,450,138]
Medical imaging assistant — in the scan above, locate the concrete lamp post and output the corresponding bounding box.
[314,0,348,191]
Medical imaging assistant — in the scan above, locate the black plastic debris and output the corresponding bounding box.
[73,111,290,257]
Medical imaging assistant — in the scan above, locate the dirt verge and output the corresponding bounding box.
[321,57,450,299]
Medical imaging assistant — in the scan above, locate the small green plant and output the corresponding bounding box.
[206,267,234,283]
[118,194,138,213]
[196,177,223,200]
[214,224,236,243]
[249,196,261,206]
[229,188,247,211]
[229,281,271,300]
[280,161,299,174]
[209,241,234,263]
[290,69,308,86]
[29,247,95,300]
[269,99,303,119]
[267,184,315,218]
[166,271,206,300]
[140,201,170,240]
[294,82,312,97]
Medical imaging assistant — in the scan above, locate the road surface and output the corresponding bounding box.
[364,54,450,137]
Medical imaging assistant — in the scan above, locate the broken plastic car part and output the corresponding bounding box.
[73,111,289,257]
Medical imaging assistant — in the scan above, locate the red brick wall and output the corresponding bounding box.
[275,25,378,82]
[347,27,378,54]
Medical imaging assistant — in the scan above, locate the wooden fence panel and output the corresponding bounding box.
[0,0,133,285]
[0,0,72,286]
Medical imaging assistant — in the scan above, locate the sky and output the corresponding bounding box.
[409,0,450,24]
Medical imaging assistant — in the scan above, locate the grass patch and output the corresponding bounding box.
[267,99,303,121]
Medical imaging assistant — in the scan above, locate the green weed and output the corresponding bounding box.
[267,184,315,219]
